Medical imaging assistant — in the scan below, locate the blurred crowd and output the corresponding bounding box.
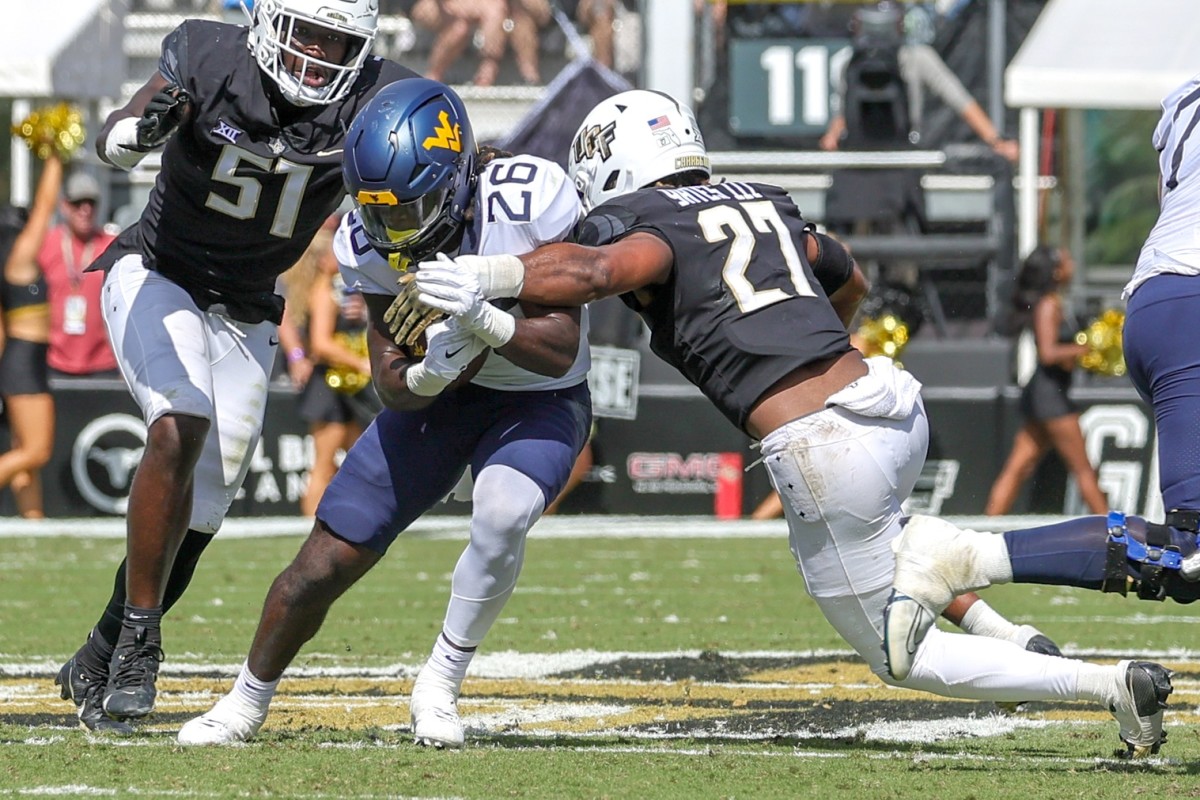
[130,0,640,86]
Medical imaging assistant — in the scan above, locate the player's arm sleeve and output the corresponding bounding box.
[157,23,188,87]
[807,228,855,296]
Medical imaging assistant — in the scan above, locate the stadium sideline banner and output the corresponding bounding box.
[0,381,1157,519]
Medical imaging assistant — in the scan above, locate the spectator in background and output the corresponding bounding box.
[275,220,327,393]
[40,172,118,380]
[0,151,64,519]
[819,1,1017,161]
[297,222,380,517]
[507,0,552,85]
[985,246,1107,516]
[412,0,508,86]
[568,0,616,69]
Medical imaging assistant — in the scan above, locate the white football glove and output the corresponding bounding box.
[383,271,445,349]
[404,318,489,397]
[416,252,525,299]
[415,254,516,348]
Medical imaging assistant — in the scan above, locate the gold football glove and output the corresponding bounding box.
[383,272,444,348]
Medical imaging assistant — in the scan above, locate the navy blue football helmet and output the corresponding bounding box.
[342,78,477,266]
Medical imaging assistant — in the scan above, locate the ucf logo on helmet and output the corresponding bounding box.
[573,121,617,163]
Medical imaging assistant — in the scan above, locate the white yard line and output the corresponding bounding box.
[0,515,1071,540]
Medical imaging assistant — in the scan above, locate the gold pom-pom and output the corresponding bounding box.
[325,331,372,394]
[1075,308,1126,377]
[855,313,910,363]
[12,102,86,161]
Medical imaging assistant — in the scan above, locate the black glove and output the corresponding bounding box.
[135,84,190,150]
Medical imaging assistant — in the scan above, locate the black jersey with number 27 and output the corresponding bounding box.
[91,20,417,323]
[574,182,852,432]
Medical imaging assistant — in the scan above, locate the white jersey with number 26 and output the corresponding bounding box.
[334,154,589,390]
[1126,72,1200,299]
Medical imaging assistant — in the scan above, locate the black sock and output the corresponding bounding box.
[75,627,115,674]
[163,529,215,611]
[118,604,164,647]
[95,560,129,647]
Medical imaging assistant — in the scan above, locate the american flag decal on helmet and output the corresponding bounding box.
[647,115,670,131]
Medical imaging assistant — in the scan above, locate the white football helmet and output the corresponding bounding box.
[567,89,710,212]
[248,0,378,106]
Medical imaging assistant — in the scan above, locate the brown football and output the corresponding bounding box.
[447,349,489,391]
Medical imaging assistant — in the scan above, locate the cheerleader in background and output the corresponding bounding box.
[295,218,380,517]
[985,246,1107,515]
[0,151,63,518]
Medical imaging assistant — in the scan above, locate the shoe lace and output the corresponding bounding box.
[110,627,165,691]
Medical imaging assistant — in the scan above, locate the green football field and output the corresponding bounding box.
[1,515,1198,799]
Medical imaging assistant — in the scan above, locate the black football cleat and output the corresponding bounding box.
[102,626,165,720]
[56,656,134,735]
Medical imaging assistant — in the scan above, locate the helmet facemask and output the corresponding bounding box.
[251,0,378,106]
[356,183,459,266]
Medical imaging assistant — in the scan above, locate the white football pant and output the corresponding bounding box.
[102,255,277,534]
[761,357,1085,701]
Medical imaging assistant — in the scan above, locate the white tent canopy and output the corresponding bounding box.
[1004,0,1199,256]
[6,0,125,100]
[1006,0,1199,111]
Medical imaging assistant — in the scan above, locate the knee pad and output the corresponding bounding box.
[1103,511,1186,601]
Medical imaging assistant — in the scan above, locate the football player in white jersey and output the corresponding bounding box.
[177,79,591,748]
[879,76,1200,756]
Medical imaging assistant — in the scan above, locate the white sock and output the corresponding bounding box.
[424,632,476,687]
[969,529,1015,584]
[231,661,279,710]
[957,599,1020,641]
[1074,661,1121,707]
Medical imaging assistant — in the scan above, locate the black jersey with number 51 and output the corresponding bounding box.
[574,181,852,431]
[91,20,417,323]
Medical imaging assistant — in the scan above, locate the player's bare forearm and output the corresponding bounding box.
[517,234,672,306]
[494,305,582,378]
[516,243,610,306]
[97,72,170,155]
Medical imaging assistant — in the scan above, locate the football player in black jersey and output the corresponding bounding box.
[54,0,418,733]
[413,89,1172,757]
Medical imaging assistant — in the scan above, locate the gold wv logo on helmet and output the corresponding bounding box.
[356,189,399,205]
[1076,308,1126,377]
[422,110,462,153]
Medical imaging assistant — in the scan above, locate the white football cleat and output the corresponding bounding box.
[177,693,268,745]
[410,667,465,749]
[1109,660,1173,759]
[884,515,998,681]
[882,590,937,682]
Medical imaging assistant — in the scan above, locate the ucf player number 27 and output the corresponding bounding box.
[698,200,817,313]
